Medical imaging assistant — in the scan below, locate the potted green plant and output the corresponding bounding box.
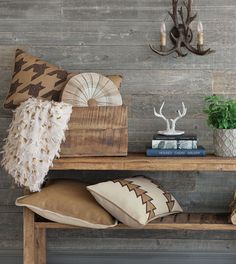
[204,95,236,157]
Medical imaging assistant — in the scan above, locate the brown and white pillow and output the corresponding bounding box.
[4,49,123,109]
[4,49,68,109]
[87,176,183,228]
[65,72,123,90]
[16,180,117,229]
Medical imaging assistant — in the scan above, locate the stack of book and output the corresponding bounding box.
[146,134,206,157]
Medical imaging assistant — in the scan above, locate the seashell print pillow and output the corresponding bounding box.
[61,72,122,107]
[66,72,123,91]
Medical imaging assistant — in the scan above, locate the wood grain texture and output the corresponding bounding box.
[1,44,236,71]
[62,0,236,8]
[213,71,236,95]
[35,213,236,231]
[35,229,46,264]
[61,1,236,22]
[2,251,236,264]
[0,21,233,48]
[60,106,128,156]
[52,154,236,171]
[44,237,236,252]
[0,0,236,257]
[18,46,221,70]
[0,1,61,20]
[48,170,197,190]
[23,208,36,264]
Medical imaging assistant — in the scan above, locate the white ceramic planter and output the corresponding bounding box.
[213,129,236,157]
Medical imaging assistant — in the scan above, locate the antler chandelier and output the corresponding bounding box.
[149,0,215,57]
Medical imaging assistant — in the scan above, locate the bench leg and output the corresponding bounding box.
[35,228,47,264]
[23,207,36,264]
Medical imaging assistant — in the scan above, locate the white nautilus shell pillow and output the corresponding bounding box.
[61,72,123,107]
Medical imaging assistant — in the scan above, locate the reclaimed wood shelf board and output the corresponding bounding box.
[52,153,236,171]
[35,213,236,231]
[25,154,236,264]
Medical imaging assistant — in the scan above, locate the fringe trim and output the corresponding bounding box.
[1,98,72,192]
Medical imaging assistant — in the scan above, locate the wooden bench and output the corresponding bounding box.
[23,154,236,264]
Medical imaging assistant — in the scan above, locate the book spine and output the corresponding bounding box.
[146,148,206,157]
[152,140,197,149]
[153,135,197,140]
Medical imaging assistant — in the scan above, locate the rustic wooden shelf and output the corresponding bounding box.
[24,153,236,264]
[35,213,236,231]
[52,153,236,171]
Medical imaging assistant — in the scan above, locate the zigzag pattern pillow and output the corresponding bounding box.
[4,49,68,109]
[87,176,183,227]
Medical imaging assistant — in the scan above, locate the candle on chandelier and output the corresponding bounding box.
[160,22,166,47]
[197,21,204,45]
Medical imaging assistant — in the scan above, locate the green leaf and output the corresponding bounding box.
[204,95,236,129]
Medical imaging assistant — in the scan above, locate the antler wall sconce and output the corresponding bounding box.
[149,0,215,57]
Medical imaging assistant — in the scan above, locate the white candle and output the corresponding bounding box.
[160,22,167,47]
[197,21,204,45]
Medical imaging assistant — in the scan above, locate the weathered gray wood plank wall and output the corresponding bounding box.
[0,0,236,261]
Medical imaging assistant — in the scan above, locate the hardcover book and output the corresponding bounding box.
[152,139,197,149]
[153,134,197,140]
[146,146,206,157]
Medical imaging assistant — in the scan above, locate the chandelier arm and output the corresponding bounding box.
[184,42,215,55]
[149,44,177,56]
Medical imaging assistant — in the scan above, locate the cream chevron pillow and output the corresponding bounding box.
[87,176,183,228]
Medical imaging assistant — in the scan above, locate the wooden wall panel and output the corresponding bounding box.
[0,21,233,47]
[44,238,236,254]
[0,1,61,20]
[0,0,236,258]
[61,1,236,22]
[3,45,236,71]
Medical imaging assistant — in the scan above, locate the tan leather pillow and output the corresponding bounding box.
[16,180,117,229]
[4,49,68,109]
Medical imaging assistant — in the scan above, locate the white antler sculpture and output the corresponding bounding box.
[154,102,187,135]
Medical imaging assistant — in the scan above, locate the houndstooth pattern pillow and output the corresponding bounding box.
[4,49,68,109]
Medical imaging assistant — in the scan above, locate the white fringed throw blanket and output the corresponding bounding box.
[2,98,72,192]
